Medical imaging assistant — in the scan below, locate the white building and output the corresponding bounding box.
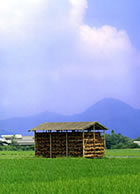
[0,134,34,146]
[133,141,140,146]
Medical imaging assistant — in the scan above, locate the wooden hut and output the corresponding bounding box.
[29,121,108,158]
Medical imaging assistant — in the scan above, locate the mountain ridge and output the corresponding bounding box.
[0,98,139,138]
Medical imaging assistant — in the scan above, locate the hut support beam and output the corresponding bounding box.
[34,131,37,155]
[93,126,95,145]
[66,132,68,157]
[93,126,96,157]
[83,131,85,157]
[104,130,106,151]
[50,132,52,158]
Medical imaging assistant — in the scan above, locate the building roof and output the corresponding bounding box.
[133,141,140,146]
[29,121,108,131]
[2,134,22,139]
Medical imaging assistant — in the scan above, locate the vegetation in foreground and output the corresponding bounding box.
[0,150,140,194]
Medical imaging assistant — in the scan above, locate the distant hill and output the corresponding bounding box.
[77,98,140,138]
[0,98,140,138]
[0,112,69,136]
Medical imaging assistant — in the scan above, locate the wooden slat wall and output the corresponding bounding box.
[52,133,66,157]
[35,132,50,157]
[84,132,105,158]
[35,131,105,158]
[67,132,83,157]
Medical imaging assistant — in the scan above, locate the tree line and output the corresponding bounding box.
[106,130,140,149]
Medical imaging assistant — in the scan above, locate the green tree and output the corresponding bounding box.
[134,137,140,141]
[106,131,140,149]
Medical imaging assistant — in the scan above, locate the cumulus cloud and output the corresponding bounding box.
[69,0,87,25]
[0,0,46,37]
[0,0,139,118]
[80,25,133,55]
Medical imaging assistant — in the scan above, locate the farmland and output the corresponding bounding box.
[0,149,140,194]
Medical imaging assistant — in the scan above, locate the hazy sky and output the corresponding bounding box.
[0,0,140,119]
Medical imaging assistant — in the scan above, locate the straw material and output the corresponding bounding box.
[29,121,108,131]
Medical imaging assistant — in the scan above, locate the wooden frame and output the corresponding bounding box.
[66,132,68,157]
[34,130,106,158]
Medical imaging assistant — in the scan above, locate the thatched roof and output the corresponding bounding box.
[29,121,108,131]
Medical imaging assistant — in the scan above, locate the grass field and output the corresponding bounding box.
[106,148,140,157]
[0,149,140,194]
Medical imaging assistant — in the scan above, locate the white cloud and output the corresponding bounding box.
[0,0,47,41]
[79,25,133,56]
[69,0,87,25]
[0,0,139,118]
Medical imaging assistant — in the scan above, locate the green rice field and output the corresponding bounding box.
[0,149,140,194]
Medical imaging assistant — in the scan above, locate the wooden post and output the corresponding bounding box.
[104,130,106,154]
[93,126,96,157]
[83,131,85,157]
[50,131,52,158]
[34,131,36,156]
[66,132,68,157]
[93,126,95,144]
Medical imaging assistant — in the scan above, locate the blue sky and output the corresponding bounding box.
[0,0,140,119]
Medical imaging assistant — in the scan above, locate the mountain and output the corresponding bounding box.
[0,98,140,138]
[78,98,140,138]
[0,112,69,136]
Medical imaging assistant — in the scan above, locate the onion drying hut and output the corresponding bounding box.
[29,121,108,158]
